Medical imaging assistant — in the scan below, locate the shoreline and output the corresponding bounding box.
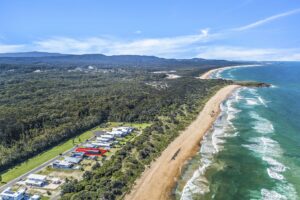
[125,84,240,200]
[199,64,262,79]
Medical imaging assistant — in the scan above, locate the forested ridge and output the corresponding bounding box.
[59,73,231,200]
[0,57,233,199]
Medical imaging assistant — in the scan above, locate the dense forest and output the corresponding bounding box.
[59,73,231,200]
[0,54,235,199]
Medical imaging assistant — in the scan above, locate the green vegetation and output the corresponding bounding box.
[0,60,234,199]
[235,81,271,87]
[105,122,152,130]
[0,127,96,184]
[60,80,230,200]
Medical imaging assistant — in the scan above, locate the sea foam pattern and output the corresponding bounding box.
[179,89,242,200]
[179,64,300,200]
[240,89,297,200]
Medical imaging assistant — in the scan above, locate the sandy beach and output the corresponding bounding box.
[200,64,262,79]
[125,84,240,200]
[199,66,232,79]
[199,68,220,79]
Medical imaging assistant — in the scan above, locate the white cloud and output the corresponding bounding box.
[33,29,215,57]
[34,37,113,54]
[0,44,24,53]
[134,30,142,34]
[197,46,300,61]
[1,7,300,61]
[234,8,300,31]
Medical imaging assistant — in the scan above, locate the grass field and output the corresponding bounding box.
[0,122,151,185]
[105,122,151,130]
[0,127,99,185]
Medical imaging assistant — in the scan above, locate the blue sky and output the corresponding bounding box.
[1,0,300,60]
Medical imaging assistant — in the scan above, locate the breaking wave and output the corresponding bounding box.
[179,89,241,200]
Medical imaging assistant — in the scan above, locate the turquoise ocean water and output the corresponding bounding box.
[175,62,300,200]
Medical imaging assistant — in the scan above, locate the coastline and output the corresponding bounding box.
[199,64,262,79]
[199,67,224,79]
[125,84,240,200]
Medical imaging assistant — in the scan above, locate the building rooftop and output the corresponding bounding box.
[64,156,82,164]
[1,187,26,198]
[30,194,41,200]
[25,179,45,186]
[27,174,47,181]
[94,130,106,137]
[53,160,72,167]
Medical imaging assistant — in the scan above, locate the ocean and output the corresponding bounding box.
[175,62,300,200]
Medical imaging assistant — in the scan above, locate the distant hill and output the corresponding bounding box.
[0,51,249,70]
[0,51,68,57]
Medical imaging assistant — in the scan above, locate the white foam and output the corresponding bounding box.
[210,64,263,80]
[249,112,274,134]
[261,189,287,200]
[263,157,287,172]
[258,96,268,107]
[246,98,259,106]
[267,168,284,180]
[243,137,281,156]
[270,84,278,88]
[180,90,241,199]
[260,181,298,200]
[247,88,258,96]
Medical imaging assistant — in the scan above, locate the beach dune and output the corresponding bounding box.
[125,85,240,200]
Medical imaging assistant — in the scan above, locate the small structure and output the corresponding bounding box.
[75,147,107,156]
[94,130,106,137]
[100,134,115,140]
[64,156,82,164]
[52,160,73,169]
[29,194,40,200]
[96,137,111,142]
[91,142,112,148]
[52,178,61,184]
[109,130,124,137]
[70,151,85,158]
[25,174,47,187]
[112,127,133,134]
[82,143,97,148]
[0,187,26,200]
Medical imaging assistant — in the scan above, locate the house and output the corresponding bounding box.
[96,137,111,142]
[75,147,107,156]
[70,151,85,158]
[0,187,26,200]
[52,160,73,169]
[64,156,82,164]
[94,130,106,137]
[25,174,47,187]
[112,127,133,134]
[82,143,97,148]
[51,178,61,184]
[29,194,40,200]
[100,134,115,140]
[91,142,112,148]
[109,131,124,137]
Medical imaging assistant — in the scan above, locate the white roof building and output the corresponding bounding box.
[0,187,26,200]
[52,160,73,169]
[27,174,47,182]
[29,194,40,200]
[109,130,124,137]
[112,127,133,133]
[91,142,112,147]
[64,156,82,164]
[100,134,115,139]
[96,137,111,142]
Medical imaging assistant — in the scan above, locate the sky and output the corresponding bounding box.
[1,0,300,61]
